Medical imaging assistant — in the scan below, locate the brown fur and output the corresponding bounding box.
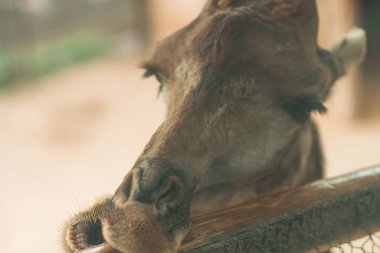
[62,0,366,252]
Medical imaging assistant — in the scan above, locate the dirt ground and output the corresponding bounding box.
[0,56,379,253]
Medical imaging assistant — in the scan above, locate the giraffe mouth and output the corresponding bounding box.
[64,197,111,252]
[66,218,105,252]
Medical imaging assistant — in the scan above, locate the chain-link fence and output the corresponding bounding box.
[332,233,380,253]
[180,166,380,253]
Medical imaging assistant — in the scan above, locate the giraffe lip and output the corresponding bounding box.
[67,219,105,251]
[65,196,113,252]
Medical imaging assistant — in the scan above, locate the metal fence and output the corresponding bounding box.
[180,166,380,253]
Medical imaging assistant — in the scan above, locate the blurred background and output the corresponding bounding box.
[0,0,379,252]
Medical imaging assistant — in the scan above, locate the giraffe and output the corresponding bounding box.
[63,0,366,252]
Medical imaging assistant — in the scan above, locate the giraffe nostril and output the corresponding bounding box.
[113,176,132,206]
[113,168,142,207]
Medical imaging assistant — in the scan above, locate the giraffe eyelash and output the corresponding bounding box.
[283,97,327,123]
[141,65,165,96]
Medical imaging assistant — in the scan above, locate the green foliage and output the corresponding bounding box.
[0,35,109,90]
[0,50,13,89]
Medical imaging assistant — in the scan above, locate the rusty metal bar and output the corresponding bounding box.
[179,165,380,253]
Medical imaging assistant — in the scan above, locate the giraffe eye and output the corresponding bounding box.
[142,68,165,96]
[143,69,163,83]
[283,97,327,123]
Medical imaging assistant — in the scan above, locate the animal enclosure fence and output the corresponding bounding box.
[179,165,380,253]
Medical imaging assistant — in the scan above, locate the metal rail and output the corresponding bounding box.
[180,165,380,253]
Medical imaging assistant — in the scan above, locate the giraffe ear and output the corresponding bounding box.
[331,27,367,75]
